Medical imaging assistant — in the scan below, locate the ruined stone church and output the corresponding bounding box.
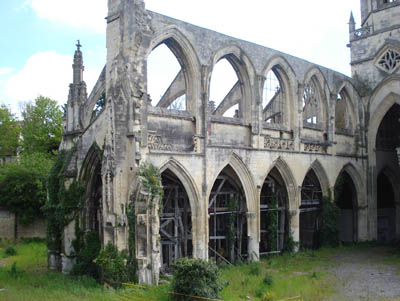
[59,0,400,284]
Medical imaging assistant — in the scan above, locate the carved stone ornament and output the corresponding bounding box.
[303,143,325,153]
[264,136,294,150]
[148,134,173,151]
[376,49,400,73]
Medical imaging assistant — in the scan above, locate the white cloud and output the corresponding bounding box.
[0,68,15,76]
[5,51,72,106]
[4,51,103,111]
[29,0,107,33]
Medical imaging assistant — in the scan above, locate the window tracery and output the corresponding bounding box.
[302,78,320,126]
[376,49,400,73]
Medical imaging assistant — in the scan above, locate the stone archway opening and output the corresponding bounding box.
[160,169,193,271]
[259,167,289,254]
[375,103,400,242]
[300,169,322,249]
[81,150,103,243]
[377,172,396,242]
[208,165,248,264]
[334,171,357,243]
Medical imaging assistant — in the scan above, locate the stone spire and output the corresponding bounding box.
[349,11,355,33]
[73,40,84,84]
[66,40,87,135]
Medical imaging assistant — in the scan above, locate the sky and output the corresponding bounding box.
[0,0,361,115]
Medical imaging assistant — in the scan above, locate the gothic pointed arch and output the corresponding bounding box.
[368,77,400,152]
[302,67,329,130]
[262,157,298,210]
[309,159,330,196]
[335,81,359,135]
[79,143,104,240]
[216,152,258,214]
[334,164,361,242]
[261,55,297,129]
[159,158,200,215]
[147,26,201,113]
[207,45,256,123]
[259,157,296,253]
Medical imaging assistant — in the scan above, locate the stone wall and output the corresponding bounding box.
[0,209,46,239]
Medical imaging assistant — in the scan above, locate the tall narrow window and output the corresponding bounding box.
[210,58,241,118]
[147,42,186,110]
[263,68,284,124]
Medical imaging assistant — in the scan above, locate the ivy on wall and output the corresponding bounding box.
[43,146,85,253]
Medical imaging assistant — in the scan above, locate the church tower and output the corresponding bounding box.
[349,0,400,88]
[66,40,87,136]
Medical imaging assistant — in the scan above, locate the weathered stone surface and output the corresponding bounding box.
[57,0,400,284]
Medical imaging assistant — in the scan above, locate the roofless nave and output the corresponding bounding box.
[55,0,400,284]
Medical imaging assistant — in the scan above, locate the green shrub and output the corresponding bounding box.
[249,263,261,276]
[172,258,226,300]
[95,242,136,288]
[71,231,101,279]
[4,245,17,257]
[319,196,340,248]
[263,273,274,286]
[8,262,23,278]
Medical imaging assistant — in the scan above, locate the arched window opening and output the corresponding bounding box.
[300,169,322,249]
[376,104,400,151]
[81,151,103,244]
[377,172,396,242]
[334,171,357,242]
[260,167,289,254]
[160,169,192,271]
[91,91,106,122]
[147,43,186,110]
[209,58,241,118]
[209,166,247,264]
[303,77,321,127]
[335,89,353,134]
[263,68,284,124]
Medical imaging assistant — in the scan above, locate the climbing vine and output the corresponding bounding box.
[226,196,238,262]
[266,198,278,252]
[43,145,85,253]
[139,162,164,213]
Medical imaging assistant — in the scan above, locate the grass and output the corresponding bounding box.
[0,240,399,300]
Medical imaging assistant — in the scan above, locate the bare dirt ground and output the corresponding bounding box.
[327,246,400,301]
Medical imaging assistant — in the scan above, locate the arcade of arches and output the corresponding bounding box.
[57,0,400,285]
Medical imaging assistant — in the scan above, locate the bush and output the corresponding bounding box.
[4,245,17,257]
[263,273,274,286]
[319,196,340,248]
[172,258,226,300]
[95,242,136,288]
[249,262,261,276]
[71,231,101,279]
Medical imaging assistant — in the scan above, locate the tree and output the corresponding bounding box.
[0,104,20,158]
[0,152,54,225]
[20,96,63,156]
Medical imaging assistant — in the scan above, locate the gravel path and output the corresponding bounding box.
[328,248,400,300]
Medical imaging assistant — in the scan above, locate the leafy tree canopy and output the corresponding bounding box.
[0,104,20,157]
[20,96,63,156]
[0,152,54,225]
